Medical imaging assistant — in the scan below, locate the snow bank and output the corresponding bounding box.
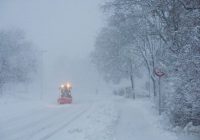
[114,97,179,140]
[183,122,200,134]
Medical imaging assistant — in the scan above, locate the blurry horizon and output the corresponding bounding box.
[0,0,108,97]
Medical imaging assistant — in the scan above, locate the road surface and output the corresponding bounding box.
[0,94,199,140]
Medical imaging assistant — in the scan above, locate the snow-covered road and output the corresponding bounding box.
[1,102,91,140]
[0,95,117,140]
[0,95,199,140]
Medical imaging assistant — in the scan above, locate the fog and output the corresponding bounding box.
[0,0,107,97]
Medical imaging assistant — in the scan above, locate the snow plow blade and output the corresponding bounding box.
[57,97,72,104]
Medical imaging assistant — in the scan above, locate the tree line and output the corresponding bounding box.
[92,0,200,128]
[0,29,38,96]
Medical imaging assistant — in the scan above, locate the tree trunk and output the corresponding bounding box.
[129,60,135,99]
[0,83,3,97]
[130,74,135,99]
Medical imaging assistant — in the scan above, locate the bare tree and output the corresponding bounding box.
[0,29,38,96]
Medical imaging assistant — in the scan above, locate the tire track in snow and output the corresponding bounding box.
[6,107,78,140]
[3,107,70,136]
[0,107,47,126]
[39,107,89,140]
[8,103,92,140]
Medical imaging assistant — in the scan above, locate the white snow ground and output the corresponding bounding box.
[114,98,177,140]
[0,94,199,140]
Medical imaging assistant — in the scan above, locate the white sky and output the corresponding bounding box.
[0,0,108,95]
[0,0,103,58]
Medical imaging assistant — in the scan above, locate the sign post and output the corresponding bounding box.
[155,68,165,115]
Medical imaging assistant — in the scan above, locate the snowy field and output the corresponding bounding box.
[0,94,199,140]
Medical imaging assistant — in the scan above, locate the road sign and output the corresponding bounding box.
[155,68,165,77]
